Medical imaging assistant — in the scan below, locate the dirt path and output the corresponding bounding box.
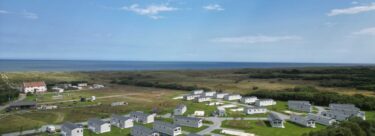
[53,112,64,123]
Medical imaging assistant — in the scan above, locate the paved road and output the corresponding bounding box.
[0,94,26,111]
[197,117,267,135]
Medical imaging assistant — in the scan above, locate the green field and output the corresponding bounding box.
[2,68,375,134]
[221,120,325,136]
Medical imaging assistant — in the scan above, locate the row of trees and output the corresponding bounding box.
[111,79,211,91]
[304,118,375,136]
[248,86,375,110]
[0,79,19,104]
[242,67,375,91]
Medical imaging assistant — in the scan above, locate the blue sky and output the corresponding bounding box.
[0,0,375,63]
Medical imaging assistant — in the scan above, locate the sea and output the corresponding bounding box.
[0,60,370,72]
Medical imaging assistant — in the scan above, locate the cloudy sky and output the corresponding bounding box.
[0,0,375,63]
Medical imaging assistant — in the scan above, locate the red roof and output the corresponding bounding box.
[23,81,46,88]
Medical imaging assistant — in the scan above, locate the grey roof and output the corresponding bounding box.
[174,116,202,122]
[269,113,283,121]
[245,106,267,110]
[176,104,186,110]
[131,111,149,116]
[9,101,37,107]
[112,114,132,121]
[329,104,356,108]
[154,121,179,128]
[133,125,156,134]
[88,118,107,125]
[62,122,81,130]
[307,113,334,121]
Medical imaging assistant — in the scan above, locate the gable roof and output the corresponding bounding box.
[62,122,81,130]
[154,121,179,128]
[112,114,132,121]
[9,101,37,107]
[23,81,46,88]
[133,125,156,134]
[88,118,107,125]
[269,113,283,121]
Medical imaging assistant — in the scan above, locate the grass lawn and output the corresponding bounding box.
[177,100,217,117]
[0,114,45,134]
[269,101,288,113]
[211,129,232,136]
[221,120,326,136]
[227,110,268,118]
[203,119,213,124]
[366,111,375,120]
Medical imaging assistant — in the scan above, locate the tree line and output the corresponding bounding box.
[0,79,19,104]
[247,86,375,111]
[111,78,211,91]
[239,67,375,91]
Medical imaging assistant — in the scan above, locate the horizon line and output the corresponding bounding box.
[0,58,374,65]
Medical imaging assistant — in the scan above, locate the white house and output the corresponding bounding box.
[244,107,267,115]
[130,111,156,124]
[288,100,312,112]
[88,118,111,134]
[22,81,47,93]
[268,113,285,128]
[214,93,228,99]
[328,103,366,120]
[61,122,83,136]
[51,87,64,93]
[183,94,200,101]
[213,107,227,117]
[46,125,56,133]
[191,90,204,95]
[202,91,216,97]
[255,99,276,107]
[153,121,182,136]
[174,104,187,115]
[194,96,211,103]
[111,114,133,129]
[290,114,315,128]
[240,96,258,104]
[223,94,242,101]
[194,111,205,116]
[77,83,88,87]
[92,84,105,89]
[173,116,203,128]
[131,125,160,136]
[307,113,336,126]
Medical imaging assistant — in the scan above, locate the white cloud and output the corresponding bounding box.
[203,4,224,11]
[22,11,38,19]
[0,10,38,19]
[211,35,301,44]
[328,3,375,16]
[122,4,177,19]
[353,27,375,36]
[0,10,10,14]
[352,1,359,5]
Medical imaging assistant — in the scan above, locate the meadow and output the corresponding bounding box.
[1,67,375,134]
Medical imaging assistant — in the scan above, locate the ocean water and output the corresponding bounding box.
[0,60,365,72]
